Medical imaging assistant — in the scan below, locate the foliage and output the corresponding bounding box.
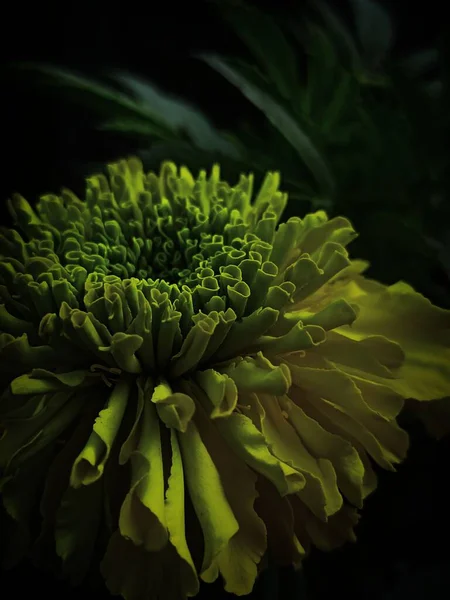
[9,1,450,305]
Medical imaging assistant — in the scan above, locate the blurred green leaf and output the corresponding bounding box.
[10,2,450,311]
[109,72,241,156]
[216,3,300,101]
[399,49,440,77]
[198,52,335,195]
[14,64,241,159]
[349,0,394,69]
[307,0,363,72]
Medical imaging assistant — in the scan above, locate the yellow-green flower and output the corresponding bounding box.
[0,157,449,599]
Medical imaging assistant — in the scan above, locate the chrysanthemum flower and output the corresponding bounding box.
[1,157,449,599]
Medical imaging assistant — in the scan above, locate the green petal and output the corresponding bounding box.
[33,406,99,569]
[198,308,236,365]
[151,380,195,432]
[290,495,359,552]
[70,378,130,487]
[250,321,326,356]
[7,193,42,228]
[256,393,343,520]
[190,391,267,594]
[270,217,304,272]
[0,333,60,374]
[10,368,96,395]
[55,479,103,584]
[286,357,409,470]
[119,399,168,551]
[1,443,55,568]
[195,369,238,418]
[118,378,146,465]
[297,214,356,259]
[100,332,143,373]
[278,395,365,508]
[0,391,88,473]
[315,330,404,379]
[213,307,279,361]
[286,298,358,331]
[170,314,217,377]
[164,428,200,597]
[214,411,305,496]
[255,476,306,567]
[219,352,291,396]
[101,531,192,600]
[178,416,239,584]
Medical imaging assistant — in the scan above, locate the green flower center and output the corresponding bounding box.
[0,158,298,384]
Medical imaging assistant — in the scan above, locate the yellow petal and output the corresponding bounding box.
[313,330,403,379]
[335,279,450,400]
[214,409,305,496]
[278,395,365,508]
[287,360,409,470]
[256,393,343,520]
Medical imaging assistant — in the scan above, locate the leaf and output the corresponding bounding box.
[198,53,335,195]
[349,0,394,68]
[16,63,175,137]
[399,48,440,78]
[98,117,177,138]
[15,64,240,158]
[321,72,354,134]
[217,3,300,101]
[109,72,241,156]
[308,0,363,72]
[298,23,341,119]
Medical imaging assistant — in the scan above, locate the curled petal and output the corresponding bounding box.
[195,369,238,418]
[178,416,239,584]
[70,378,131,487]
[118,396,168,551]
[219,352,291,396]
[151,380,196,432]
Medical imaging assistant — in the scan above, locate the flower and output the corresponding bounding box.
[1,157,449,599]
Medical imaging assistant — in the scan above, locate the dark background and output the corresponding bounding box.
[1,0,446,198]
[1,1,450,598]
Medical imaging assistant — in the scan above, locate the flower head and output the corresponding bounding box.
[1,158,449,598]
